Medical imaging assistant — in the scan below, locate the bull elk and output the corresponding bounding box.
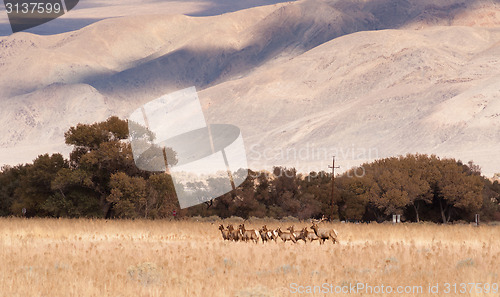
[310,222,338,244]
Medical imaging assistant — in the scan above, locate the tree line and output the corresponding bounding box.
[0,117,499,223]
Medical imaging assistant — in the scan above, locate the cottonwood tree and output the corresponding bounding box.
[481,179,500,221]
[146,173,179,218]
[107,172,147,218]
[337,173,371,221]
[63,117,149,217]
[45,168,100,217]
[336,154,485,223]
[65,116,129,165]
[400,154,432,222]
[299,171,334,219]
[370,155,432,222]
[436,159,484,223]
[12,154,67,217]
[367,167,410,219]
[0,165,24,216]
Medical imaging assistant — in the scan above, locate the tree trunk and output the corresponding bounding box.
[413,203,420,223]
[439,199,448,224]
[376,211,388,223]
[104,202,114,219]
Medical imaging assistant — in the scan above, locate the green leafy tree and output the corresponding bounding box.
[63,117,148,217]
[367,167,410,219]
[337,173,371,221]
[400,154,432,222]
[480,179,500,221]
[44,168,101,217]
[298,171,332,219]
[365,156,432,221]
[11,154,67,217]
[146,173,179,218]
[107,172,147,218]
[336,154,485,223]
[437,159,484,223]
[65,116,129,165]
[0,165,26,216]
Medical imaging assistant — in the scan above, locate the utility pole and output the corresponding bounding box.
[328,156,340,221]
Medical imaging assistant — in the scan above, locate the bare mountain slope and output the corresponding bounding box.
[0,83,109,164]
[199,26,500,174]
[0,0,499,175]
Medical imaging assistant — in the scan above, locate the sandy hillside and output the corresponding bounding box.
[0,0,499,175]
[0,0,295,35]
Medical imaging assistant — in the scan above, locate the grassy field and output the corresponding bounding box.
[0,218,499,297]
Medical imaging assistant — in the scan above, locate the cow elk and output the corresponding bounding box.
[310,223,338,244]
[287,226,306,243]
[301,227,319,243]
[311,215,328,224]
[219,224,230,241]
[226,224,241,241]
[268,227,279,242]
[238,224,260,243]
[276,227,297,243]
[259,225,276,243]
[259,226,269,243]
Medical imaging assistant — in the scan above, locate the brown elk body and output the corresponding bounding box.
[263,225,279,242]
[226,224,241,241]
[276,227,297,243]
[259,225,276,243]
[270,229,279,242]
[310,223,338,244]
[301,227,319,243]
[287,226,306,243]
[219,224,230,241]
[239,224,260,243]
[259,226,269,243]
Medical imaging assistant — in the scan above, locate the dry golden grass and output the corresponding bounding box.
[0,218,499,297]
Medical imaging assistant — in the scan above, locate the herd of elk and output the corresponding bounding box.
[218,217,338,244]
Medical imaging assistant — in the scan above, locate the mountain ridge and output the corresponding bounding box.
[0,0,499,176]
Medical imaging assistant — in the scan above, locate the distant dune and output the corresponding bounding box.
[0,0,296,36]
[0,0,499,176]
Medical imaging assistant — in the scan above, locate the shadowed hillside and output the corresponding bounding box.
[0,0,499,175]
